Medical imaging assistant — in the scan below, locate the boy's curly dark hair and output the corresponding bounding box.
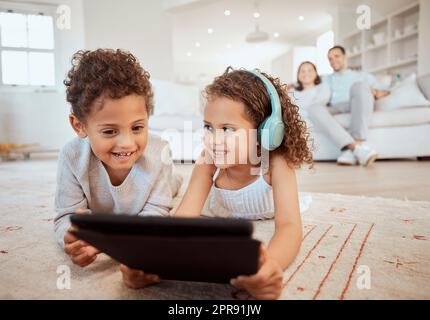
[64,49,153,121]
[204,67,314,168]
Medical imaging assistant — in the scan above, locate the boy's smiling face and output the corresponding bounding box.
[70,94,148,183]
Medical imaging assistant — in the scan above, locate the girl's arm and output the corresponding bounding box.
[229,154,302,299]
[267,153,303,270]
[173,154,216,218]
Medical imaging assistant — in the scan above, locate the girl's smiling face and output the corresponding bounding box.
[70,94,148,182]
[203,96,258,168]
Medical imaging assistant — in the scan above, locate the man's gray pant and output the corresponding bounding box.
[307,82,375,149]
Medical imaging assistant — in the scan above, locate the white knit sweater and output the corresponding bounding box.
[53,134,179,247]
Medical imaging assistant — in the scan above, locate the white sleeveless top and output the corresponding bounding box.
[202,168,312,220]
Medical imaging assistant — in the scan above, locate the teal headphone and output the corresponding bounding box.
[246,69,285,151]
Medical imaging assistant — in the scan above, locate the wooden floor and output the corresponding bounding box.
[296,159,430,201]
[177,159,430,202]
[2,156,429,202]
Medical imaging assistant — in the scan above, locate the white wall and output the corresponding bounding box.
[0,0,85,147]
[83,0,173,81]
[0,93,73,147]
[270,26,330,84]
[173,59,273,87]
[418,0,430,75]
[0,0,175,148]
[316,31,335,75]
[173,60,225,86]
[271,51,293,84]
[271,47,320,85]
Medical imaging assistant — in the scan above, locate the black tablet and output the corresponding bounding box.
[70,214,261,283]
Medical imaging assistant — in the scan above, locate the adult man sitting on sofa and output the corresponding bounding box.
[308,45,390,166]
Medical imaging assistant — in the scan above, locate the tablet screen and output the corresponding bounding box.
[70,214,260,283]
[71,214,254,237]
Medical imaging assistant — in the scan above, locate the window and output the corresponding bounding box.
[316,31,334,75]
[0,4,56,87]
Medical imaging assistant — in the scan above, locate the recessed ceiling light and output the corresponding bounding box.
[253,12,260,19]
[226,43,232,49]
[207,28,213,34]
[224,9,231,16]
[186,52,192,57]
[273,32,280,38]
[298,15,305,21]
[195,42,201,48]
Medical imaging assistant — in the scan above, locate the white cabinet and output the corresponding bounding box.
[342,2,420,83]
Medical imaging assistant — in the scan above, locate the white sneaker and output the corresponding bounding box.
[353,144,378,167]
[337,149,358,165]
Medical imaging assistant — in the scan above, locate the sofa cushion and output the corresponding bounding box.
[149,114,203,131]
[333,106,430,129]
[375,74,430,111]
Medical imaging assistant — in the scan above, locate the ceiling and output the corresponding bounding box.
[170,0,332,65]
[168,0,416,66]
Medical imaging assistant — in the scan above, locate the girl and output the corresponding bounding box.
[54,49,181,268]
[122,67,313,299]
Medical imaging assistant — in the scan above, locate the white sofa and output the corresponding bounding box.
[149,79,204,162]
[311,73,430,160]
[149,74,430,162]
[149,114,204,162]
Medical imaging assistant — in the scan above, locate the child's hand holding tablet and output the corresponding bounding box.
[64,209,100,267]
[70,214,260,285]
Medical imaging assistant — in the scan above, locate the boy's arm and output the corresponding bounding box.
[54,151,89,248]
[138,160,174,217]
[173,153,216,218]
[266,154,303,270]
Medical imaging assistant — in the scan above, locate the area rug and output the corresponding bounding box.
[0,159,429,299]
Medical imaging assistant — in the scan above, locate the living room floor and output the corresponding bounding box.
[1,156,429,299]
[1,156,429,201]
[299,159,430,201]
[175,159,430,201]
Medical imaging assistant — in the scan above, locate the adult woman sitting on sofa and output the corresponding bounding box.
[290,61,330,119]
[291,61,377,167]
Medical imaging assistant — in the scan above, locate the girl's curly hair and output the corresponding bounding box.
[204,67,314,168]
[64,49,153,121]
